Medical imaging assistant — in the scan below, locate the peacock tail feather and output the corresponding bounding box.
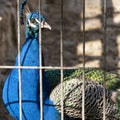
[45,68,120,91]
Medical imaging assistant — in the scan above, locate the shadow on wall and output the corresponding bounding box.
[76,0,120,73]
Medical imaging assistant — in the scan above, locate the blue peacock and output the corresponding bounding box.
[2,0,60,120]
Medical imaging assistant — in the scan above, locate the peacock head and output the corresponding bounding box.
[20,0,51,38]
[26,12,51,38]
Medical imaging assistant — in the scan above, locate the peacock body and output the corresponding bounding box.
[50,78,119,120]
[2,1,60,120]
[45,69,120,91]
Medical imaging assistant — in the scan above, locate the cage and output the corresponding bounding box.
[0,0,120,120]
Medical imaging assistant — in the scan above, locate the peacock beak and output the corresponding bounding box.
[41,21,51,30]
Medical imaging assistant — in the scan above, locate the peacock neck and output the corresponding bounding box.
[26,27,39,39]
[20,37,39,66]
[20,37,50,99]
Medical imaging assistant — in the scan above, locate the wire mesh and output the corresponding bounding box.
[0,0,116,120]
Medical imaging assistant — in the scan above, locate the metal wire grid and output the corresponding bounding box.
[0,0,109,120]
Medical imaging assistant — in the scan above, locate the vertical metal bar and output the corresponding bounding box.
[60,0,64,119]
[103,0,107,120]
[17,0,22,120]
[39,0,43,119]
[82,0,85,120]
[0,17,2,40]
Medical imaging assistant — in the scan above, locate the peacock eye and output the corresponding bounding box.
[30,18,36,24]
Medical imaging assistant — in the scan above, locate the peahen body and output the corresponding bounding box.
[45,69,120,120]
[2,1,60,120]
[50,78,119,120]
[45,69,120,119]
[45,69,120,91]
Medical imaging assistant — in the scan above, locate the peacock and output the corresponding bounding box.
[45,69,120,91]
[45,69,120,119]
[50,77,119,120]
[2,0,60,120]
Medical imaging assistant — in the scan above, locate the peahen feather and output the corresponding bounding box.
[45,69,120,119]
[45,69,120,91]
[50,78,119,120]
[45,68,120,119]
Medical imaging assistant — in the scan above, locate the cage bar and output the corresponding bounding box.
[17,0,22,119]
[1,65,120,71]
[60,0,64,119]
[38,0,43,119]
[103,0,107,119]
[82,0,86,120]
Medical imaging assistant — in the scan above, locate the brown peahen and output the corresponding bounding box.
[50,77,119,120]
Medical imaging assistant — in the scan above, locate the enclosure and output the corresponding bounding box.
[0,0,120,120]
